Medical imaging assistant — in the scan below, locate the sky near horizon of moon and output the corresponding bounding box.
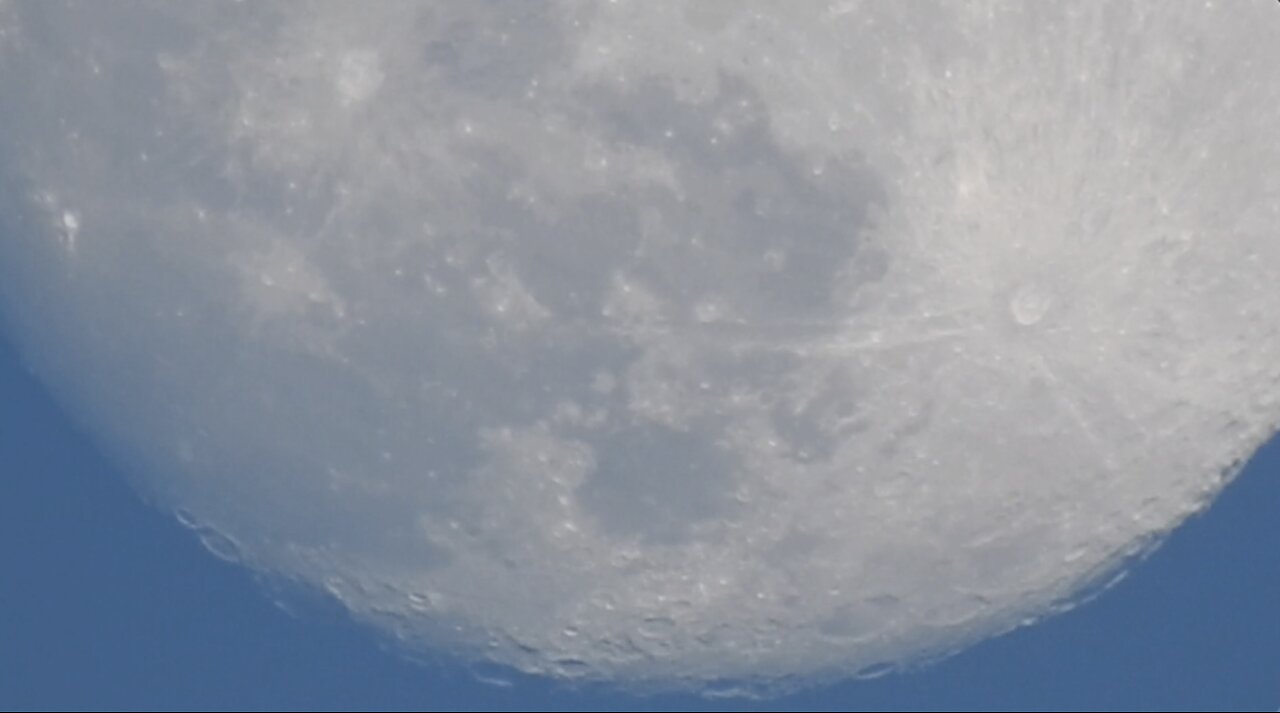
[1,1,1279,699]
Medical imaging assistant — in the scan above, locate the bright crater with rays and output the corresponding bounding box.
[1,1,1279,693]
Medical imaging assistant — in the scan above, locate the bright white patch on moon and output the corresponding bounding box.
[1,1,1279,694]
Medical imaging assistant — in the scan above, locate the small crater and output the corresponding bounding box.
[1009,283,1053,326]
[855,661,898,679]
[196,527,242,564]
[335,50,384,107]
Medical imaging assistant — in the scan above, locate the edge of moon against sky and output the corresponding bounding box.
[1,1,1279,694]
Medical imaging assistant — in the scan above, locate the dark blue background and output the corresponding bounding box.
[2,327,1277,711]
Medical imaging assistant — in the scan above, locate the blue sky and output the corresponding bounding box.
[1,324,1277,710]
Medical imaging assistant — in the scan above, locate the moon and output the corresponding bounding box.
[1,1,1278,694]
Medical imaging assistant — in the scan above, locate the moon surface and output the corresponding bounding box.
[1,1,1279,693]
